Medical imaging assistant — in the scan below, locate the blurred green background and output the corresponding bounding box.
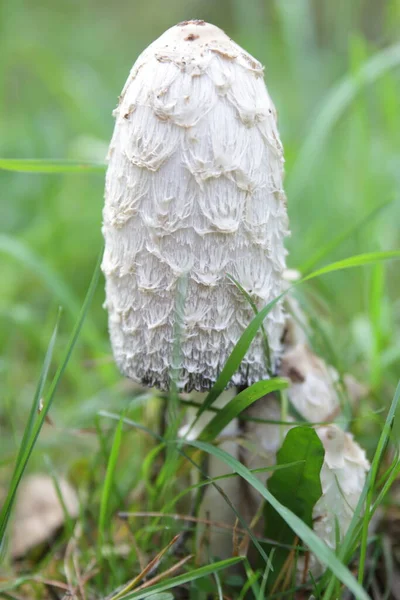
[1,0,400,466]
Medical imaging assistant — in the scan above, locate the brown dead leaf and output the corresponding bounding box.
[11,474,79,559]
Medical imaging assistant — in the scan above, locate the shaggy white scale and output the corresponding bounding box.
[102,20,289,392]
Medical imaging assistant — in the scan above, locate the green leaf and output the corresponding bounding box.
[0,158,106,173]
[266,427,324,530]
[262,427,325,589]
[184,440,370,600]
[199,379,288,442]
[117,557,243,599]
[303,250,400,282]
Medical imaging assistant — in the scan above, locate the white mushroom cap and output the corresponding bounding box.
[304,425,370,577]
[102,20,289,391]
[280,343,340,422]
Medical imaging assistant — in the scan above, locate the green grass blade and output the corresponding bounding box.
[0,311,61,543]
[287,42,400,200]
[98,413,125,560]
[178,397,327,426]
[299,199,394,273]
[11,310,61,481]
[199,379,288,442]
[239,561,261,600]
[46,457,76,539]
[193,248,399,431]
[192,292,285,428]
[116,557,244,599]
[322,379,400,598]
[372,460,400,516]
[100,411,274,568]
[0,235,81,317]
[369,263,385,389]
[0,234,103,351]
[303,250,400,282]
[227,273,272,373]
[190,248,400,434]
[0,250,102,548]
[0,577,31,593]
[191,249,399,435]
[0,158,106,173]
[149,462,304,518]
[358,379,400,584]
[186,440,370,600]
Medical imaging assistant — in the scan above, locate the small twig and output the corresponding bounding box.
[232,517,240,557]
[119,510,308,551]
[271,536,299,594]
[173,452,209,557]
[64,524,79,597]
[197,509,211,566]
[238,499,264,557]
[32,577,70,591]
[119,511,248,534]
[133,554,194,592]
[126,527,147,572]
[79,563,99,587]
[109,535,181,600]
[301,550,310,585]
[72,551,86,600]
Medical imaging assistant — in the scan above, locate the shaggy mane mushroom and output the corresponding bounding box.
[102,20,289,392]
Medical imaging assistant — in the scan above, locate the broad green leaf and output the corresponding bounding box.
[199,379,288,442]
[185,440,369,600]
[0,158,105,173]
[262,427,325,589]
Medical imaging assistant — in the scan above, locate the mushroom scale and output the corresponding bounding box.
[102,21,289,391]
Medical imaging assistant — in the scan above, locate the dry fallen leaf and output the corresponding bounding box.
[11,474,79,559]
